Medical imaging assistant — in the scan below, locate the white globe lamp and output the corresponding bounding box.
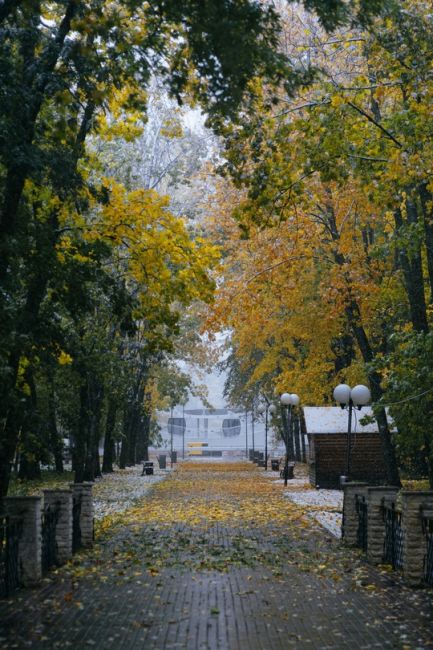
[333,383,351,406]
[351,384,371,406]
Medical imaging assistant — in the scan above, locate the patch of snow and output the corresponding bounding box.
[92,465,171,520]
[284,487,343,538]
[308,511,342,538]
[286,489,343,509]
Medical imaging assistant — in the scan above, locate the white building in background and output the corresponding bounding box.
[153,333,287,457]
[153,408,285,457]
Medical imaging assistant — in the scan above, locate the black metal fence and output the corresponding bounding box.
[41,503,60,573]
[72,494,82,552]
[422,510,433,587]
[355,494,368,552]
[382,500,404,570]
[0,515,22,598]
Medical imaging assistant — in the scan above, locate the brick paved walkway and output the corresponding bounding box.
[1,462,433,649]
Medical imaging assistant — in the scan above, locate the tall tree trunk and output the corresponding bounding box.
[0,0,76,245]
[300,410,307,463]
[345,300,401,486]
[75,380,89,483]
[102,402,117,473]
[0,101,96,495]
[83,375,103,481]
[394,204,429,333]
[127,414,138,467]
[18,368,41,480]
[48,377,63,473]
[119,408,129,470]
[323,194,401,485]
[280,405,294,460]
[136,411,150,463]
[0,213,62,493]
[418,182,433,303]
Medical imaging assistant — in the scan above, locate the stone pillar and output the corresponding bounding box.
[367,486,399,565]
[43,489,73,564]
[1,496,42,586]
[342,482,368,545]
[401,491,433,587]
[70,483,94,548]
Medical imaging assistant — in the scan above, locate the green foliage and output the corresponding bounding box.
[374,331,433,480]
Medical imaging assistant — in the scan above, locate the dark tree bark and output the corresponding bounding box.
[18,368,41,480]
[280,405,294,460]
[136,411,151,463]
[418,182,433,303]
[0,1,77,245]
[83,375,103,482]
[119,405,130,470]
[74,380,90,483]
[299,410,307,463]
[322,195,401,486]
[393,200,429,333]
[293,414,301,462]
[0,102,96,496]
[344,299,401,485]
[48,376,63,473]
[102,401,117,473]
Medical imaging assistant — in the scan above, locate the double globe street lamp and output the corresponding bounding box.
[257,401,277,470]
[280,392,300,486]
[333,383,371,485]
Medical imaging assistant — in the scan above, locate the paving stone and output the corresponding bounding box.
[0,463,432,649]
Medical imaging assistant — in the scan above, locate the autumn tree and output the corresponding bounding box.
[207,1,433,486]
[0,0,289,494]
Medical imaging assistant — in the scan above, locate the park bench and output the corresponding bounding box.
[141,461,154,476]
[279,462,294,480]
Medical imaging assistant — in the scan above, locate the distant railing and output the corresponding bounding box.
[382,499,404,570]
[72,494,82,552]
[355,494,368,552]
[0,515,22,598]
[421,506,433,587]
[41,503,60,573]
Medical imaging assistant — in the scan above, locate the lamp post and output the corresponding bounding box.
[251,403,255,455]
[245,407,248,459]
[280,393,300,486]
[170,406,174,467]
[257,402,276,470]
[333,383,371,485]
[182,404,185,459]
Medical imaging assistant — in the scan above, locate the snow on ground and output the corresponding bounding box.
[261,465,343,537]
[286,489,343,509]
[309,511,342,538]
[91,460,343,538]
[283,486,343,538]
[92,464,171,520]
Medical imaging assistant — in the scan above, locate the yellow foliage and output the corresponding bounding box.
[58,351,73,365]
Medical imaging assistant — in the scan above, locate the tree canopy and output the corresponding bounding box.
[206,0,433,486]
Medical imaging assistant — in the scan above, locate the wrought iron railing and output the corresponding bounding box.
[72,494,82,553]
[0,515,22,598]
[382,499,404,570]
[421,506,433,587]
[41,503,60,573]
[355,494,368,552]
